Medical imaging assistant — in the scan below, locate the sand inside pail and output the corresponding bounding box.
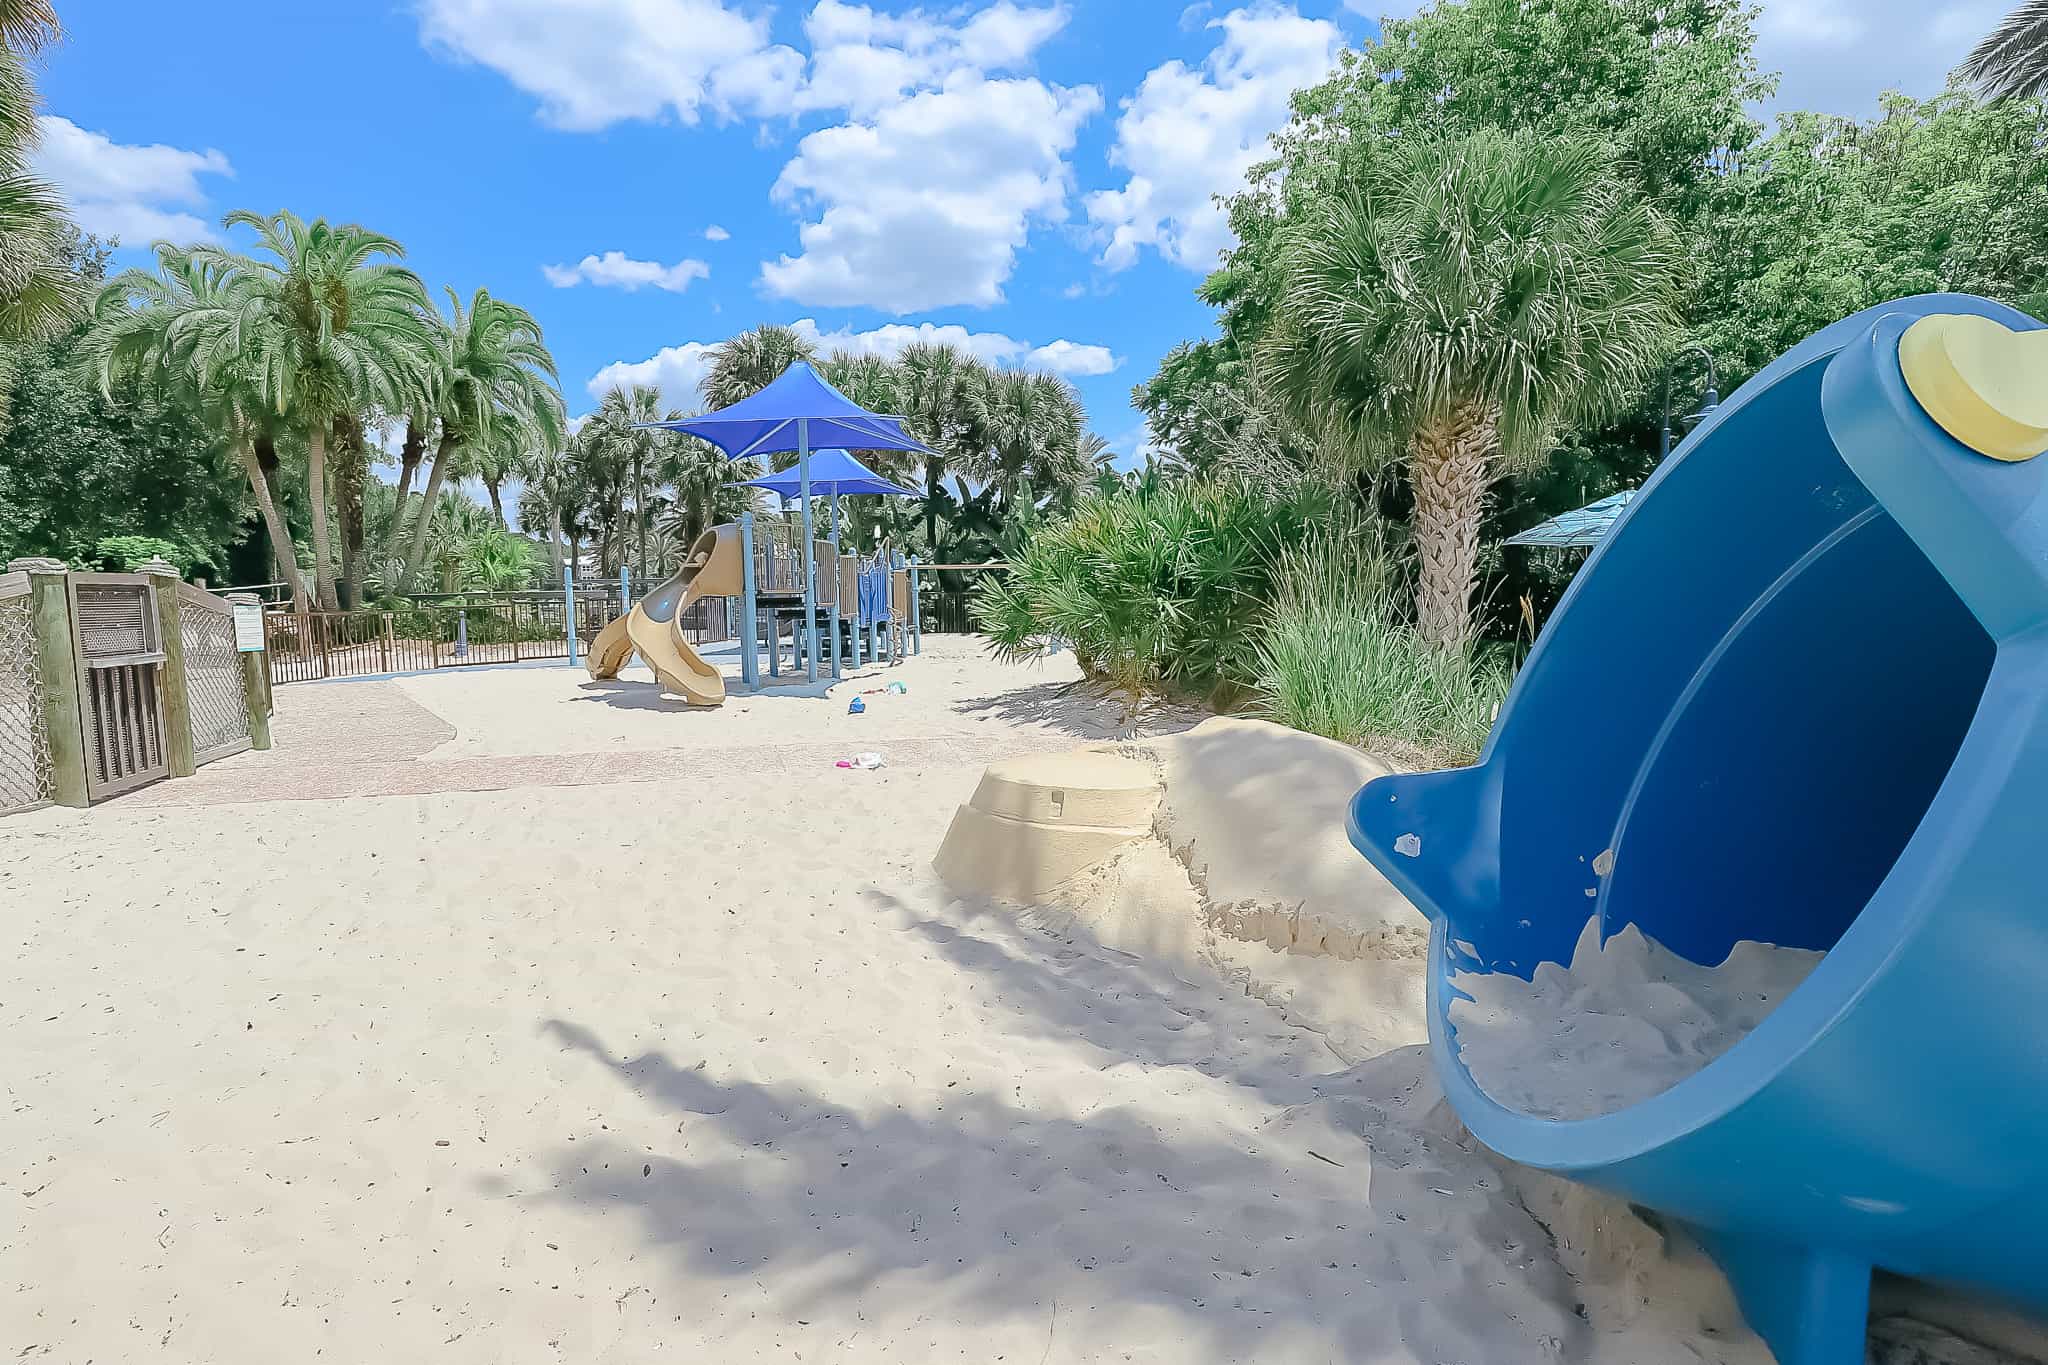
[1450,918,1824,1121]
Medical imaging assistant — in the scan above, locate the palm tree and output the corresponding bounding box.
[83,244,311,612]
[656,424,755,551]
[1965,3,2048,99]
[400,287,563,592]
[896,342,990,548]
[1267,131,1685,648]
[587,385,671,578]
[0,1,80,342]
[517,445,582,584]
[966,369,1088,511]
[0,1,58,50]
[702,323,818,410]
[208,211,436,609]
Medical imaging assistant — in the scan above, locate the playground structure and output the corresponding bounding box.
[584,516,922,706]
[586,525,743,706]
[1347,296,2048,1365]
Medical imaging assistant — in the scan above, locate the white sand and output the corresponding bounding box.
[1451,917,1825,1121]
[3,664,2027,1364]
[393,635,1203,761]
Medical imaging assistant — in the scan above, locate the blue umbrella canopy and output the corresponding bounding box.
[1505,490,1637,548]
[737,448,919,498]
[652,362,936,459]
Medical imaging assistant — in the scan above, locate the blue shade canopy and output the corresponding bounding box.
[1505,490,1637,548]
[651,362,937,460]
[736,448,919,498]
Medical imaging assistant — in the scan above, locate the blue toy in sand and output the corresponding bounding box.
[1346,295,2048,1365]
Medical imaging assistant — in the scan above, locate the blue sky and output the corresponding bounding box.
[31,0,2007,474]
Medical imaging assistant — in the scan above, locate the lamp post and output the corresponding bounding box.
[1660,345,1723,463]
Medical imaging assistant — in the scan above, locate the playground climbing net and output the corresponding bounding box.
[0,588,54,815]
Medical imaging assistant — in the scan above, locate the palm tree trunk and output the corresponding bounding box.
[635,454,647,581]
[925,458,943,548]
[305,422,339,611]
[385,417,428,563]
[485,476,507,528]
[334,415,367,610]
[402,429,461,592]
[236,438,309,615]
[1409,402,1497,651]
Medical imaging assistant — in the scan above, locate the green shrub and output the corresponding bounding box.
[459,529,537,591]
[92,535,193,575]
[974,478,1328,704]
[1250,527,1511,767]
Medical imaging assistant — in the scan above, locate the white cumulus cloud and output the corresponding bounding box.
[586,341,723,408]
[762,76,1101,313]
[32,115,233,245]
[798,0,1069,116]
[703,224,731,241]
[589,317,1118,406]
[1087,4,1341,273]
[542,251,710,293]
[416,0,802,130]
[1024,338,1119,376]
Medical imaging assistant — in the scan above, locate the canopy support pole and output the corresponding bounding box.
[740,511,759,688]
[828,491,843,679]
[799,421,819,683]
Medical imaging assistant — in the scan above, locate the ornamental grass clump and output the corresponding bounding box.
[973,478,1327,706]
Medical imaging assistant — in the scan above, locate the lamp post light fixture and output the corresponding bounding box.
[1660,345,1723,463]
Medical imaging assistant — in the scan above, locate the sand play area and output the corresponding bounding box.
[2,638,2039,1363]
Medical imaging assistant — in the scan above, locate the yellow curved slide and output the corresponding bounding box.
[586,524,744,707]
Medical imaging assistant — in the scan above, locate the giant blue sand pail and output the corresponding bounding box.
[1347,294,2048,1365]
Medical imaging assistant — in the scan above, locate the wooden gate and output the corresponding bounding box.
[67,574,169,800]
[177,583,252,766]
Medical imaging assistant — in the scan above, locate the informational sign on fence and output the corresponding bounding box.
[232,601,266,653]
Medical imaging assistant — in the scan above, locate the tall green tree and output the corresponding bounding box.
[400,287,563,592]
[587,384,671,579]
[1965,2,2048,100]
[0,0,80,342]
[965,368,1088,511]
[3,238,247,580]
[702,323,817,411]
[84,244,311,611]
[895,341,990,548]
[1267,132,1685,647]
[209,211,435,608]
[1696,87,2048,383]
[1210,0,1767,346]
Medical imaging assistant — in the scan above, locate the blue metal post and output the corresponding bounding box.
[563,557,579,667]
[740,512,759,688]
[909,555,922,656]
[827,489,842,681]
[798,421,818,683]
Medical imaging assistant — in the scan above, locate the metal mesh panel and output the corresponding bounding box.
[74,584,155,659]
[181,600,250,763]
[0,592,54,814]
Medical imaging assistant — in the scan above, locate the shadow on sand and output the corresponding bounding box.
[950,680,1209,742]
[521,888,1592,1359]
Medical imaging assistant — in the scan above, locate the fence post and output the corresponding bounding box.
[11,558,87,808]
[143,558,196,779]
[225,592,272,751]
[909,556,922,657]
